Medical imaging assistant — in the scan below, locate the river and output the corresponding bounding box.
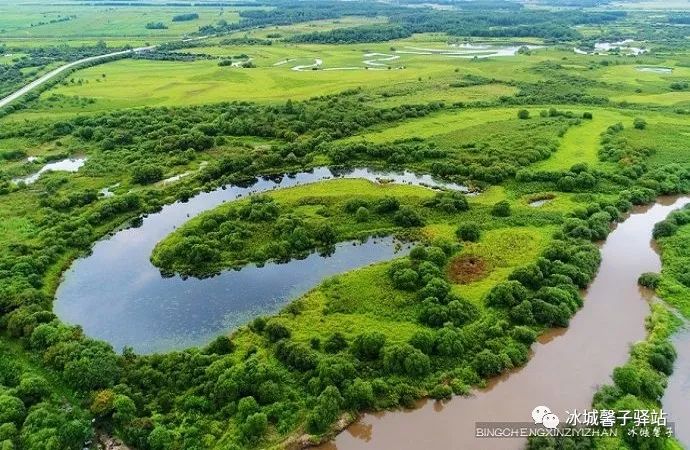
[324,196,690,450]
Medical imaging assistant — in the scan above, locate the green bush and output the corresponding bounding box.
[456,223,481,242]
[491,200,511,217]
[637,272,660,289]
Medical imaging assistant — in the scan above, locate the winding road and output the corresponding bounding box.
[0,45,155,109]
[0,32,217,109]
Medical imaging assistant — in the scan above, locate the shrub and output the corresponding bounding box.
[0,396,25,425]
[352,332,386,360]
[374,196,400,213]
[355,206,370,222]
[430,384,453,400]
[409,330,435,354]
[237,396,260,420]
[456,223,481,242]
[633,117,647,130]
[345,379,374,409]
[653,220,678,239]
[206,335,234,354]
[517,109,530,119]
[132,165,164,184]
[637,272,660,289]
[307,386,343,433]
[648,353,673,376]
[382,344,430,377]
[486,281,528,308]
[242,412,268,441]
[472,350,504,378]
[324,332,348,353]
[390,267,419,290]
[265,322,291,342]
[511,326,537,344]
[393,206,424,227]
[15,376,50,405]
[491,200,511,217]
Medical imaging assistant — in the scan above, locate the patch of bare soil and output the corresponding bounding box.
[448,254,489,284]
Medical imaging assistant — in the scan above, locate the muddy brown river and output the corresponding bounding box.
[324,196,690,450]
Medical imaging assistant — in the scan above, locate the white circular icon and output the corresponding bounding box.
[531,405,551,424]
[542,413,560,429]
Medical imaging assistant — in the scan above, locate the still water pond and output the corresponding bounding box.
[55,167,463,354]
[13,157,86,184]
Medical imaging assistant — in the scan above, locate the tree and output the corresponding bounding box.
[517,109,530,119]
[15,376,50,405]
[382,344,430,377]
[0,396,25,425]
[491,200,511,217]
[456,223,480,242]
[237,396,260,420]
[472,350,504,378]
[112,395,137,427]
[242,412,268,441]
[307,386,343,433]
[486,280,528,308]
[345,379,374,409]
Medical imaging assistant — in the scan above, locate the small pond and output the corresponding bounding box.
[636,66,673,74]
[13,157,87,184]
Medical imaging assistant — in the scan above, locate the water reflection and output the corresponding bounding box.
[13,157,87,184]
[55,167,464,354]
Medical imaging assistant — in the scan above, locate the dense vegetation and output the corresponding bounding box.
[0,1,689,449]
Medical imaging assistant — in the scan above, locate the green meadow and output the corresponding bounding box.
[0,2,690,448]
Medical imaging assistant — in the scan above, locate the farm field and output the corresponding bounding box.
[0,2,689,450]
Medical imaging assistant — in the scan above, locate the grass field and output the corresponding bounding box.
[4,41,569,119]
[9,36,689,124]
[0,4,244,40]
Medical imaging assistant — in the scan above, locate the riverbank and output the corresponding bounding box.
[322,197,688,449]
